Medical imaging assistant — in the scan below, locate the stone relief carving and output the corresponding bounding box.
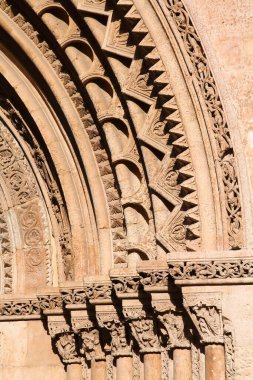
[55,333,81,364]
[165,0,242,249]
[223,317,235,380]
[0,203,12,293]
[184,293,223,344]
[0,299,40,317]
[96,310,131,356]
[84,282,112,300]
[80,328,105,361]
[0,118,49,290]
[112,275,140,295]
[61,289,86,305]
[123,305,160,353]
[168,259,253,280]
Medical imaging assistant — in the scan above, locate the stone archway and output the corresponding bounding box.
[0,0,251,379]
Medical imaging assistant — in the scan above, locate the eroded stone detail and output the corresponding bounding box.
[184,293,223,344]
[168,259,253,280]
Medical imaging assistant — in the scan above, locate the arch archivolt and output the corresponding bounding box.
[0,0,246,290]
[0,1,249,380]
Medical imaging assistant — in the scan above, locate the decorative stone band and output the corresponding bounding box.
[0,298,40,320]
[168,259,253,280]
[61,288,87,305]
[111,274,140,297]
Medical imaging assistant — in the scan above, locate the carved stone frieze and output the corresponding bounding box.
[183,293,223,344]
[0,299,40,318]
[112,275,140,297]
[61,288,87,305]
[168,259,253,280]
[38,294,63,311]
[84,282,112,301]
[139,269,169,290]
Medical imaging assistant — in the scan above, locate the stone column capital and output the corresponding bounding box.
[183,292,224,344]
[122,301,161,354]
[96,305,132,357]
[46,315,81,364]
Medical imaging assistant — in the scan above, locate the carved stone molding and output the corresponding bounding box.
[164,0,242,249]
[168,259,253,280]
[111,275,140,297]
[37,292,63,312]
[0,298,40,319]
[61,288,87,306]
[84,281,112,302]
[139,269,169,291]
[183,293,224,344]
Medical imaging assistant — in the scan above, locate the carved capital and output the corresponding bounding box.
[183,293,223,344]
[123,304,160,353]
[55,333,81,364]
[47,317,70,338]
[151,295,190,349]
[96,309,132,357]
[80,328,105,361]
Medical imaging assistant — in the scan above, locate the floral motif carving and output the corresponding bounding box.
[61,289,86,305]
[168,259,253,280]
[0,119,48,289]
[166,0,242,249]
[38,294,63,310]
[84,282,112,300]
[0,300,40,317]
[139,270,169,289]
[112,276,140,295]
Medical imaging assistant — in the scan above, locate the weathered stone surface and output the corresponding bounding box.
[0,0,252,378]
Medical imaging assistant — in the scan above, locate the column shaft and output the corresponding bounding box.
[205,344,225,380]
[116,356,133,380]
[173,348,192,380]
[91,359,107,380]
[67,363,82,380]
[144,353,162,380]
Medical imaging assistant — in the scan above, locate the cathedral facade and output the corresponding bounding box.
[0,0,252,379]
